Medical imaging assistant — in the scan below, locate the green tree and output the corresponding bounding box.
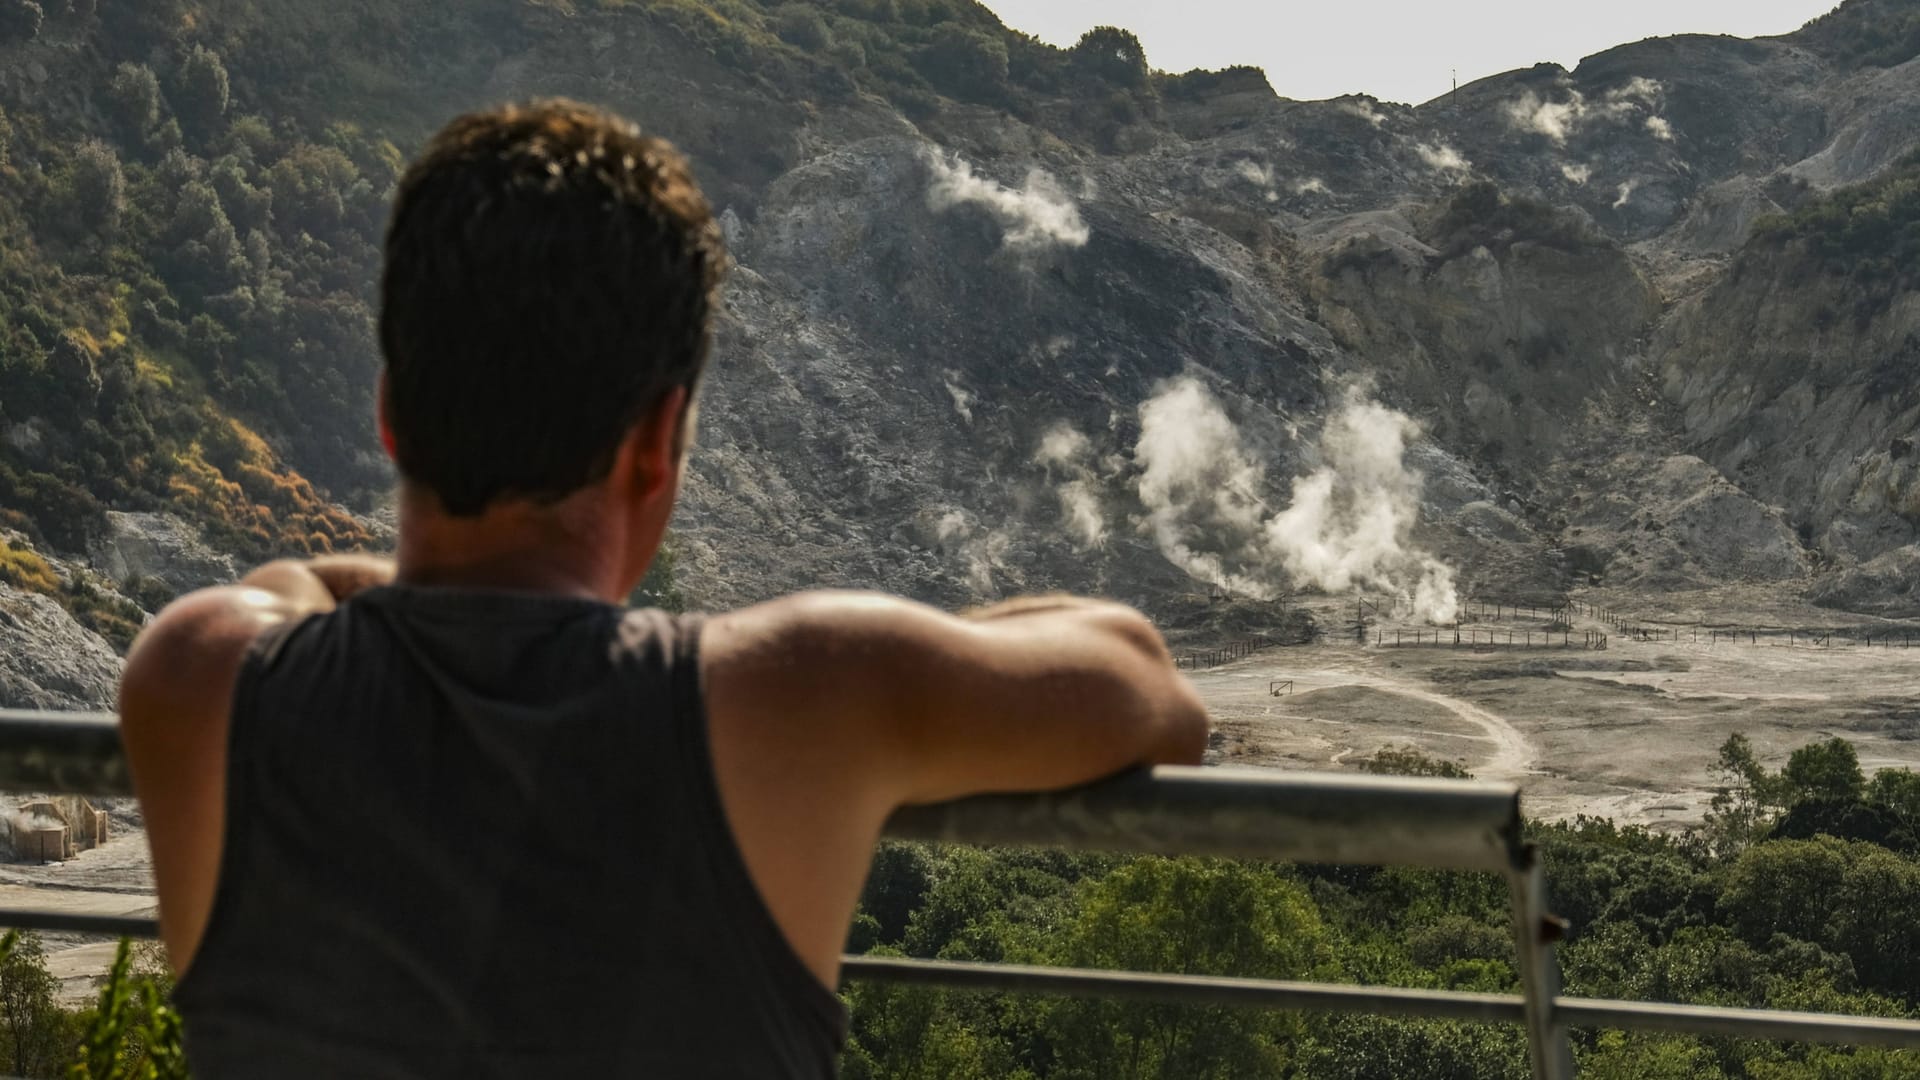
[841,968,1021,1080]
[172,45,231,142]
[1298,1016,1527,1080]
[165,180,245,296]
[104,63,162,143]
[1782,737,1867,806]
[773,4,833,51]
[917,24,1009,101]
[1069,26,1149,89]
[0,931,68,1077]
[1869,767,1920,843]
[1721,837,1920,999]
[0,0,42,42]
[1578,1030,1724,1079]
[858,842,936,947]
[1705,732,1783,853]
[67,139,127,240]
[1044,858,1330,1079]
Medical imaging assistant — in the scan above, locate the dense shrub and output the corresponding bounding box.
[65,139,127,239]
[1427,179,1605,260]
[772,3,832,50]
[916,23,1007,101]
[172,45,230,141]
[0,0,43,43]
[1749,152,1920,289]
[104,62,162,142]
[1795,0,1920,69]
[1070,25,1150,89]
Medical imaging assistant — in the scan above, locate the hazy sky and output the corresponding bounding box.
[982,1,1840,105]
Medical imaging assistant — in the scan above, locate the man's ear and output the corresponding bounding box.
[622,385,690,499]
[376,373,399,462]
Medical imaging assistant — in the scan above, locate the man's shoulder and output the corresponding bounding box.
[119,585,310,733]
[699,591,956,689]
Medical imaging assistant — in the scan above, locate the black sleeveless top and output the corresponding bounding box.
[173,585,848,1077]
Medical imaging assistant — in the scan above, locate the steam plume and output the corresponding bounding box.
[1133,379,1283,600]
[937,510,1012,594]
[1035,422,1109,551]
[1415,142,1470,175]
[1504,77,1666,145]
[1261,394,1459,623]
[1131,378,1460,623]
[926,153,1091,251]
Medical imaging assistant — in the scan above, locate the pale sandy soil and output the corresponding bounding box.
[1196,592,1920,829]
[0,833,159,1003]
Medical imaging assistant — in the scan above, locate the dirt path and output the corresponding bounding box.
[1337,679,1536,782]
[1189,648,1538,782]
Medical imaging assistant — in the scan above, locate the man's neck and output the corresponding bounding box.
[392,486,631,603]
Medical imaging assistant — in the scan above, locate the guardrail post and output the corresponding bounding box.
[1510,846,1574,1080]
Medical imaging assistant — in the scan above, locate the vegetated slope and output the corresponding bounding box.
[4,0,1920,664]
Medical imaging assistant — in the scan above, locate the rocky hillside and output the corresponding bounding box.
[7,0,1920,701]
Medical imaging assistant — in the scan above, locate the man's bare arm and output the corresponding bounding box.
[706,591,1208,807]
[699,590,1206,985]
[240,554,395,612]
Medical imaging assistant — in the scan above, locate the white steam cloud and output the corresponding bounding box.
[1035,422,1109,551]
[1560,162,1593,185]
[1233,160,1275,188]
[1504,77,1666,145]
[937,510,1013,594]
[1645,115,1674,141]
[1613,180,1639,209]
[1134,380,1275,599]
[926,153,1091,251]
[944,372,975,424]
[1342,100,1389,128]
[1262,396,1459,624]
[1415,142,1471,174]
[1131,377,1459,623]
[1294,177,1331,196]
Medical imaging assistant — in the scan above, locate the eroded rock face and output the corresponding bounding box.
[20,8,1920,620]
[0,585,121,713]
[88,512,238,596]
[1655,250,1920,564]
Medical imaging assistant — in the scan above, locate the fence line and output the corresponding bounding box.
[1176,638,1267,670]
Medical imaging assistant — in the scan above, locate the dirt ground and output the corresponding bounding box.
[0,832,160,1003]
[1199,590,1920,828]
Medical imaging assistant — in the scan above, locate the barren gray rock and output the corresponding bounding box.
[0,585,121,712]
[88,512,238,597]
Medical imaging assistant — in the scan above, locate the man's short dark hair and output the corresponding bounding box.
[379,99,725,516]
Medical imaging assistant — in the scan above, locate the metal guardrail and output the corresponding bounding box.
[3,711,1920,1077]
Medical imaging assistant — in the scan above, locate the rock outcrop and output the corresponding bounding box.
[0,584,121,713]
[88,512,239,596]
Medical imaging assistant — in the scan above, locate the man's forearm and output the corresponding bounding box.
[303,555,396,601]
[961,593,1113,622]
[240,555,394,611]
